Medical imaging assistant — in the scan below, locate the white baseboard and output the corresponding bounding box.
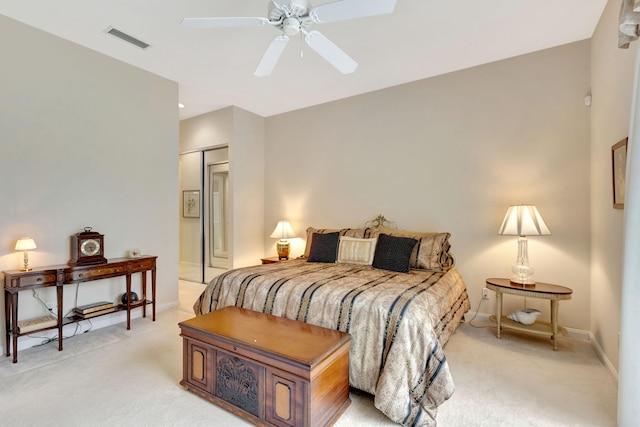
[14,300,178,352]
[589,331,619,383]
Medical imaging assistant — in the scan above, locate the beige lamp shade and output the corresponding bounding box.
[270,221,296,239]
[15,237,37,251]
[498,205,550,237]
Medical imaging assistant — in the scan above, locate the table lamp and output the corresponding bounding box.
[498,205,550,285]
[270,220,296,260]
[15,237,37,271]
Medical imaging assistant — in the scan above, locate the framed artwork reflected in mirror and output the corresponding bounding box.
[183,190,200,218]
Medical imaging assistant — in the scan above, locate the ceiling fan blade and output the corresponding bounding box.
[255,35,290,77]
[181,17,270,28]
[305,31,357,74]
[310,0,396,24]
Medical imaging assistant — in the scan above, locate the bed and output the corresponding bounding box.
[193,219,470,426]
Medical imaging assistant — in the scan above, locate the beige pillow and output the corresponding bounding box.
[371,226,454,271]
[303,227,372,258]
[337,236,377,265]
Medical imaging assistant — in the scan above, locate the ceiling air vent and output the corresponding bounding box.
[105,26,150,50]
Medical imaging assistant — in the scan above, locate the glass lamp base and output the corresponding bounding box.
[510,236,536,285]
[511,263,535,285]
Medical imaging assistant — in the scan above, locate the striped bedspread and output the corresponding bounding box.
[194,259,470,426]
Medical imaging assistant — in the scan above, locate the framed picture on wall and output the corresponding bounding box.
[612,138,628,209]
[183,190,200,218]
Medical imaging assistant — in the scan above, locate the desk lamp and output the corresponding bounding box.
[15,237,37,271]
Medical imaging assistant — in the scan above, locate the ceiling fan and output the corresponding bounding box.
[181,0,397,77]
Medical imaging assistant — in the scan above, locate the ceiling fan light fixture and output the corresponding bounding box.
[283,17,300,36]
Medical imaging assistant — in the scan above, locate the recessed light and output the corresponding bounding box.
[178,103,185,109]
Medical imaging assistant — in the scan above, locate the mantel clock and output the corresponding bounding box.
[69,227,107,266]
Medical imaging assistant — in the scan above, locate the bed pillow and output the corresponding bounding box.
[337,236,378,265]
[372,234,417,273]
[373,226,454,271]
[307,232,340,263]
[303,227,373,259]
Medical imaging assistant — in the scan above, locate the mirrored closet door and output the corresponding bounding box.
[179,147,229,283]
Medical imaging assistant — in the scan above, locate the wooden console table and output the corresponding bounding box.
[4,255,157,363]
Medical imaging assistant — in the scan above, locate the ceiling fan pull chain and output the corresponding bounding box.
[300,32,304,57]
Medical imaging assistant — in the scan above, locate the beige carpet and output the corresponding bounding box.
[0,281,617,426]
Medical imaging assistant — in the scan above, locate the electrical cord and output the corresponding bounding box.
[31,319,92,347]
[29,283,93,346]
[467,294,495,329]
[31,289,56,318]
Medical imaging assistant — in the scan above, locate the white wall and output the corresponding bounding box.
[265,41,592,331]
[179,107,233,152]
[230,108,266,268]
[590,0,637,374]
[0,15,179,352]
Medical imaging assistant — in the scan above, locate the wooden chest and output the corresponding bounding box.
[179,307,351,427]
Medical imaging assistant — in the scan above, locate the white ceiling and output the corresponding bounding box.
[0,0,607,119]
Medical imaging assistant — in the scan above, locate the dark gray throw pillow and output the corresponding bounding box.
[372,233,418,273]
[307,232,340,263]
